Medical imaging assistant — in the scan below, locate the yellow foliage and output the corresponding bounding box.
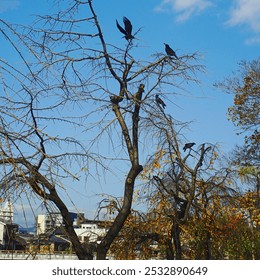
[152,161,161,169]
[140,149,167,181]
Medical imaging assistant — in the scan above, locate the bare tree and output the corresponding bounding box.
[0,17,96,259]
[1,0,204,259]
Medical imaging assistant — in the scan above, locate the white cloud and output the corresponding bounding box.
[0,0,20,14]
[155,0,213,22]
[227,0,260,32]
[245,36,260,45]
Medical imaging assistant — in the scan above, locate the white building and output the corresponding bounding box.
[36,212,85,235]
[0,221,5,247]
[36,213,107,244]
[0,220,18,249]
[74,221,107,243]
[0,203,13,223]
[36,213,64,235]
[0,203,14,248]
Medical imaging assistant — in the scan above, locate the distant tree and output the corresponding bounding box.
[217,58,259,165]
[216,58,259,197]
[0,0,203,259]
[214,59,260,259]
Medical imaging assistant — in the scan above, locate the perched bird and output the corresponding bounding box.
[183,142,196,152]
[155,94,166,109]
[164,43,178,59]
[116,17,134,42]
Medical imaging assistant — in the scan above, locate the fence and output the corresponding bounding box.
[0,250,78,260]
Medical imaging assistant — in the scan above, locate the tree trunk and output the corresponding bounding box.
[166,238,175,259]
[97,164,143,259]
[172,221,182,260]
[49,189,93,260]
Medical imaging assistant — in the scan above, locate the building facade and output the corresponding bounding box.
[0,203,13,223]
[74,221,107,243]
[36,212,79,235]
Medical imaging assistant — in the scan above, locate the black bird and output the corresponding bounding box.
[155,94,166,109]
[164,43,178,59]
[116,17,134,42]
[183,142,196,152]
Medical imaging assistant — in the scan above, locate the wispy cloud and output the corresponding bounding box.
[227,0,260,32]
[155,0,213,22]
[245,36,260,46]
[0,0,20,14]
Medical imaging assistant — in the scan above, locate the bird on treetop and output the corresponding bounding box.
[164,43,178,59]
[183,142,196,152]
[155,94,166,109]
[116,17,134,42]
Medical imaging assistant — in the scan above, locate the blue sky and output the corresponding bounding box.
[1,0,258,147]
[1,0,259,224]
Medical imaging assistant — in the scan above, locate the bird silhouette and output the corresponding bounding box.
[116,17,134,42]
[183,142,196,152]
[155,94,166,109]
[164,43,178,59]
